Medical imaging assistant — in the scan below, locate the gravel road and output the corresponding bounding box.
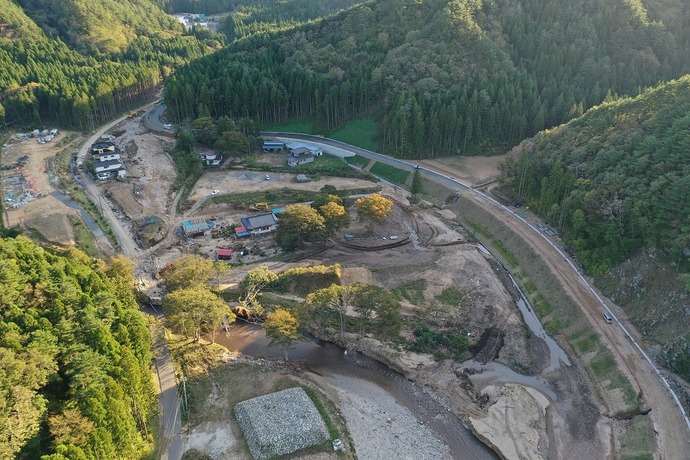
[324,374,451,460]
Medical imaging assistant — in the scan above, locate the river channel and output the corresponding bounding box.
[213,322,498,459]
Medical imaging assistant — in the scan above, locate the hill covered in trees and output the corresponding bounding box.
[499,76,690,380]
[164,0,690,157]
[500,76,690,274]
[0,237,155,459]
[0,0,217,129]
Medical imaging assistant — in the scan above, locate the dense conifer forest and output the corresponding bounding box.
[0,237,155,459]
[0,0,219,129]
[500,76,690,275]
[164,0,690,157]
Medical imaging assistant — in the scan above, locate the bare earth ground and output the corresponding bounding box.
[417,159,690,459]
[2,133,82,241]
[190,171,377,202]
[119,146,619,460]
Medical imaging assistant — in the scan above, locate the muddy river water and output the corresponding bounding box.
[214,322,498,459]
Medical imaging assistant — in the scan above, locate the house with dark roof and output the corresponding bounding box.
[91,141,117,155]
[94,159,126,180]
[240,213,278,235]
[286,142,322,168]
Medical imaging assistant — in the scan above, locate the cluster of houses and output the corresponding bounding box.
[90,141,126,180]
[262,141,323,167]
[180,207,285,240]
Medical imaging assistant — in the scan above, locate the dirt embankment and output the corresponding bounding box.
[297,200,607,460]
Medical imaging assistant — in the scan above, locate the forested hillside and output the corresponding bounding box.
[0,0,215,129]
[164,0,690,157]
[0,237,155,459]
[499,76,690,380]
[500,76,690,274]
[217,0,364,40]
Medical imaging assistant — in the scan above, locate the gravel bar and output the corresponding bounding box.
[325,374,451,459]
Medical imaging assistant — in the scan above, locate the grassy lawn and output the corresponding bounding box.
[202,185,381,211]
[618,415,655,460]
[67,187,119,248]
[370,162,410,186]
[264,119,316,134]
[345,155,371,168]
[329,117,379,152]
[69,215,100,257]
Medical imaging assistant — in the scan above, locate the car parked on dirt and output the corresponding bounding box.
[603,312,613,324]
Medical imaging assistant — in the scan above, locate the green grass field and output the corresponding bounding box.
[344,155,371,168]
[329,117,379,151]
[370,162,410,185]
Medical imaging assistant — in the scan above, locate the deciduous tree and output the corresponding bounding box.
[240,266,278,317]
[276,205,326,251]
[160,255,213,292]
[264,308,300,360]
[354,193,393,227]
[163,287,234,342]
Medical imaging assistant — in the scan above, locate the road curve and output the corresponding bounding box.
[266,132,690,457]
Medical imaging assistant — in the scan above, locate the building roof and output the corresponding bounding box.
[263,141,284,147]
[286,141,307,150]
[290,147,312,156]
[181,219,211,235]
[235,226,250,237]
[93,159,123,169]
[288,154,314,165]
[241,213,277,229]
[91,141,116,149]
[217,248,234,257]
[271,207,286,215]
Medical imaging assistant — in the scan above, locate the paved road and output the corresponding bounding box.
[74,100,184,460]
[262,131,469,193]
[155,339,183,460]
[50,190,106,239]
[264,132,690,457]
[145,104,176,134]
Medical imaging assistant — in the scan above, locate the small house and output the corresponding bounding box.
[288,154,315,167]
[91,141,117,155]
[200,152,223,166]
[217,248,234,261]
[240,213,278,235]
[181,219,211,238]
[94,159,126,180]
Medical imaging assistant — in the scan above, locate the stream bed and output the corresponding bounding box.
[214,322,498,459]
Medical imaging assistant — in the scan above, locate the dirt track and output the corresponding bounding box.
[416,159,690,459]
